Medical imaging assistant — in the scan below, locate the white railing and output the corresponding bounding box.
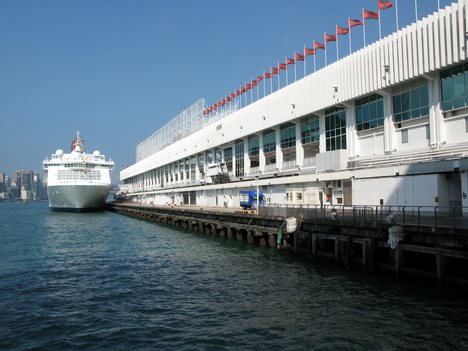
[264,164,277,172]
[282,160,296,170]
[249,166,260,175]
[303,157,316,167]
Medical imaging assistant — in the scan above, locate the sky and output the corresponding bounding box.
[0,0,453,183]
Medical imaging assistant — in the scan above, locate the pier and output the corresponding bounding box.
[107,202,468,289]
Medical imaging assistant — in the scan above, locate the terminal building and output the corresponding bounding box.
[121,1,468,213]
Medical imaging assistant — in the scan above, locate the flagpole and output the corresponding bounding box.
[395,0,399,31]
[348,18,352,55]
[303,46,307,76]
[286,57,289,85]
[257,80,259,101]
[362,8,366,47]
[263,71,266,98]
[324,33,328,65]
[294,51,297,81]
[378,10,382,39]
[336,26,339,60]
[414,0,418,21]
[270,71,273,94]
[277,62,280,89]
[313,41,316,72]
[251,78,253,103]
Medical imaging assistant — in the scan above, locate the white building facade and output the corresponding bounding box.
[121,1,468,213]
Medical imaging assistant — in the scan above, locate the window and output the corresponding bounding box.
[235,140,244,177]
[402,129,409,144]
[426,124,430,140]
[223,147,232,162]
[215,148,222,162]
[466,117,468,132]
[190,157,196,180]
[248,136,259,157]
[263,129,276,153]
[393,85,429,122]
[325,107,347,151]
[280,122,296,149]
[441,63,468,111]
[301,118,320,144]
[355,94,384,131]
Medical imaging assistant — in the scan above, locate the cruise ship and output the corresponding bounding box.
[43,132,114,211]
[120,1,468,214]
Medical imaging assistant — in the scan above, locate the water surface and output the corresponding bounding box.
[1,202,467,350]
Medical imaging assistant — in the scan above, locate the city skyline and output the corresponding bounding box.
[0,0,449,181]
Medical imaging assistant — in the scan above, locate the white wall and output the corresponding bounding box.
[122,1,467,182]
[353,174,440,206]
[357,132,385,157]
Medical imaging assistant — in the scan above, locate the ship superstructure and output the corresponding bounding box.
[43,132,114,211]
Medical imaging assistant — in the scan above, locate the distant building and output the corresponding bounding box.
[0,172,6,199]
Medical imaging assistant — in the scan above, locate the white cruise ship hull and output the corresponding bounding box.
[47,184,111,211]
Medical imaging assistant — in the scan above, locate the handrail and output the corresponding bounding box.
[258,204,468,229]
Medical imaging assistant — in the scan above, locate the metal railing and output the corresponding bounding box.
[258,204,468,229]
[282,160,297,170]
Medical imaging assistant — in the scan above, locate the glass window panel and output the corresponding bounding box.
[453,74,465,108]
[393,95,401,114]
[401,92,410,113]
[410,89,420,110]
[402,129,408,144]
[420,85,429,110]
[441,78,453,110]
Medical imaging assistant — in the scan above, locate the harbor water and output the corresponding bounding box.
[1,202,468,350]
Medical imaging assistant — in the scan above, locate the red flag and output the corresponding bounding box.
[271,67,279,74]
[294,53,304,61]
[245,83,251,91]
[240,87,245,93]
[337,26,349,35]
[235,90,240,96]
[226,96,231,102]
[349,18,363,27]
[378,0,393,10]
[251,79,257,87]
[213,104,217,110]
[264,72,272,79]
[314,41,325,49]
[221,99,226,106]
[287,58,295,65]
[305,47,316,55]
[279,62,287,70]
[217,101,222,107]
[257,75,263,82]
[364,10,378,20]
[325,33,336,42]
[230,92,235,99]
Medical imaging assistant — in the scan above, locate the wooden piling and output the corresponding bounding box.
[436,249,445,290]
[268,235,276,248]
